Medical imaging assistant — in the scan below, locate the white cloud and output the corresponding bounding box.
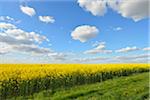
[78,0,107,16]
[20,5,36,16]
[0,22,68,61]
[0,43,67,61]
[85,49,112,54]
[0,22,16,29]
[0,16,14,21]
[116,0,149,22]
[143,47,150,51]
[0,26,48,45]
[71,25,99,42]
[113,27,122,31]
[0,44,53,55]
[11,44,52,55]
[116,46,139,53]
[78,0,149,22]
[0,22,50,55]
[107,0,119,11]
[0,43,11,54]
[115,54,150,61]
[92,41,103,47]
[0,16,21,24]
[48,53,67,61]
[109,54,150,63]
[39,16,55,23]
[74,56,109,62]
[73,53,150,63]
[84,42,112,54]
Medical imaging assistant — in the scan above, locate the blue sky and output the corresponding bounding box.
[0,0,149,63]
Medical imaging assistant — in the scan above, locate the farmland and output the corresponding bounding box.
[0,64,149,99]
[15,72,149,100]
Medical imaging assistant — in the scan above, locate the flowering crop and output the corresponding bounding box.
[0,64,149,99]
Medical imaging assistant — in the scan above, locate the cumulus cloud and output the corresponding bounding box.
[84,42,112,54]
[0,22,50,55]
[6,29,48,43]
[71,25,99,42]
[0,24,48,45]
[0,22,68,61]
[78,0,149,21]
[116,0,149,22]
[143,47,150,51]
[20,5,36,16]
[0,22,16,29]
[39,16,55,23]
[116,46,139,53]
[78,0,107,16]
[0,33,33,45]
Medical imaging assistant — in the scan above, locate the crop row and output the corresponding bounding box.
[0,64,149,99]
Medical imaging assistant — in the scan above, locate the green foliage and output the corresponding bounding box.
[15,72,149,100]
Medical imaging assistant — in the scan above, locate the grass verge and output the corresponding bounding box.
[12,72,149,100]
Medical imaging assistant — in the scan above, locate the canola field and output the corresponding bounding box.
[0,64,149,99]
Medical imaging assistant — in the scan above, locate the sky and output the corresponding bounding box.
[0,0,149,63]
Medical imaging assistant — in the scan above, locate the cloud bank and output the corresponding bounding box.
[78,0,149,21]
[0,22,68,61]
